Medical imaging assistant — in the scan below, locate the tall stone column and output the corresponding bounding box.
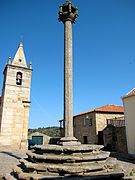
[64,20,73,138]
[59,1,80,145]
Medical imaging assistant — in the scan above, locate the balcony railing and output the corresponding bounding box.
[107,117,125,127]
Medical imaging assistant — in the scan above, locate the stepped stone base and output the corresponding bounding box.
[12,144,124,179]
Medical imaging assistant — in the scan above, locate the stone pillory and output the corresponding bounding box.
[58,1,79,145]
[11,2,124,179]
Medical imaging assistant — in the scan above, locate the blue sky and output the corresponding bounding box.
[0,0,135,128]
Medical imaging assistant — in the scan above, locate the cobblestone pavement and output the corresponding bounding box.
[0,149,135,179]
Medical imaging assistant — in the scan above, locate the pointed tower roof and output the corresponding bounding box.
[12,42,27,68]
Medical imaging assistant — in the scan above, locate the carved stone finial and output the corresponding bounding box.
[29,61,32,69]
[58,1,78,23]
[8,56,11,64]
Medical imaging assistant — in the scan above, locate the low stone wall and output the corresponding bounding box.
[103,125,127,154]
[116,127,128,154]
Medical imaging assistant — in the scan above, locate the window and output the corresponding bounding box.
[89,118,92,126]
[83,116,92,126]
[16,72,22,85]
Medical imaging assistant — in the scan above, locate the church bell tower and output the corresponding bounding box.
[0,42,32,149]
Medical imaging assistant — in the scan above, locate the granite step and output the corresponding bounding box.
[27,151,110,163]
[13,165,124,180]
[33,144,104,154]
[19,158,116,175]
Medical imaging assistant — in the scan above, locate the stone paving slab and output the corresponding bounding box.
[0,148,27,179]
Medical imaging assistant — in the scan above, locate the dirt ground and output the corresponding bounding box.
[0,148,135,180]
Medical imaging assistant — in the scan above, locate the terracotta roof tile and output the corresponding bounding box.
[74,104,124,117]
[59,104,124,122]
[92,104,124,113]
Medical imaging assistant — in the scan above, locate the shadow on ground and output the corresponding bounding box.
[0,151,25,160]
[110,152,135,164]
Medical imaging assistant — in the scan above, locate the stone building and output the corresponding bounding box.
[28,132,51,146]
[103,116,127,154]
[122,88,135,155]
[0,42,32,149]
[28,132,61,147]
[60,104,124,144]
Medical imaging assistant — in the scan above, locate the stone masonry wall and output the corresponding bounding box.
[60,112,124,145]
[103,125,127,154]
[73,112,97,144]
[116,126,127,153]
[96,113,124,134]
[0,65,32,149]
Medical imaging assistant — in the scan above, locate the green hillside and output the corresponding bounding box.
[28,126,61,137]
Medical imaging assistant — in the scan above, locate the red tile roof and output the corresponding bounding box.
[74,104,124,117]
[92,104,124,113]
[59,104,124,121]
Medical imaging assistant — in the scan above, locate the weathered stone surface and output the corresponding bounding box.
[34,144,104,154]
[16,173,124,180]
[13,167,124,180]
[27,151,110,163]
[12,144,124,179]
[19,159,115,175]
